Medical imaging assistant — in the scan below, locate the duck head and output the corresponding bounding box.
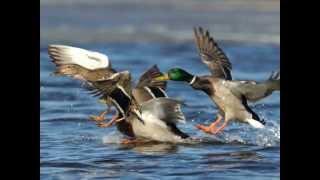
[154,68,194,82]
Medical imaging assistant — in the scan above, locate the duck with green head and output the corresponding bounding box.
[154,27,280,135]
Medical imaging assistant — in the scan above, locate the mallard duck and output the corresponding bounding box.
[87,65,189,143]
[48,45,189,143]
[153,27,280,135]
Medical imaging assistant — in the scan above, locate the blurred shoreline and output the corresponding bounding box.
[41,0,279,46]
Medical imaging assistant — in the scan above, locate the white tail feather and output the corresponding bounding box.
[246,118,265,128]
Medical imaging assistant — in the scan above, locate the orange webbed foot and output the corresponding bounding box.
[196,115,223,134]
[89,115,105,122]
[97,122,112,128]
[196,124,218,134]
[95,116,124,128]
[89,109,110,122]
[196,120,228,135]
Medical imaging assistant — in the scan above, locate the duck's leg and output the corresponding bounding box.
[89,106,111,122]
[196,114,223,134]
[211,120,228,134]
[96,113,125,128]
[121,138,136,144]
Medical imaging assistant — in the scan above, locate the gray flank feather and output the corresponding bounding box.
[140,97,186,124]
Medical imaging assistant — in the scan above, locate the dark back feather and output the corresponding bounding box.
[136,65,167,90]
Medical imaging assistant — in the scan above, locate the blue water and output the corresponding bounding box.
[40,41,279,179]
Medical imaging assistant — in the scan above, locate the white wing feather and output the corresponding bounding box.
[48,45,110,70]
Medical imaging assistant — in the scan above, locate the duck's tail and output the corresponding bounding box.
[246,118,265,129]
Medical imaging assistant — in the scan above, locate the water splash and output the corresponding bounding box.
[220,120,280,147]
[102,131,124,144]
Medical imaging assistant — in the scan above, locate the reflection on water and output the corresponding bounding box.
[125,143,179,155]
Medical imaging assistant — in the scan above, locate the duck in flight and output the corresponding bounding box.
[48,45,189,143]
[153,27,280,135]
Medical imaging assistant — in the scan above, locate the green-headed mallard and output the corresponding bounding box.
[48,45,189,143]
[153,27,280,135]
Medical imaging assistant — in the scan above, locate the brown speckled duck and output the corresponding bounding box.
[153,27,280,135]
[48,45,189,143]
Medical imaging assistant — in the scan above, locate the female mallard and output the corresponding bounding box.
[153,27,280,135]
[48,45,132,136]
[48,45,189,143]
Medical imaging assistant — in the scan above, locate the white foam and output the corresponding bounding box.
[102,131,123,144]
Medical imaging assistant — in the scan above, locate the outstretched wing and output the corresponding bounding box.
[48,45,111,70]
[141,97,186,124]
[193,27,232,80]
[227,70,280,102]
[136,65,167,90]
[48,45,115,82]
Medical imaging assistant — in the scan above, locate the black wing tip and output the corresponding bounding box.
[193,26,210,35]
[193,26,200,33]
[193,26,213,44]
[198,26,204,34]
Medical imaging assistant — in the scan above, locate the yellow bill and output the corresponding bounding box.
[154,73,170,81]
